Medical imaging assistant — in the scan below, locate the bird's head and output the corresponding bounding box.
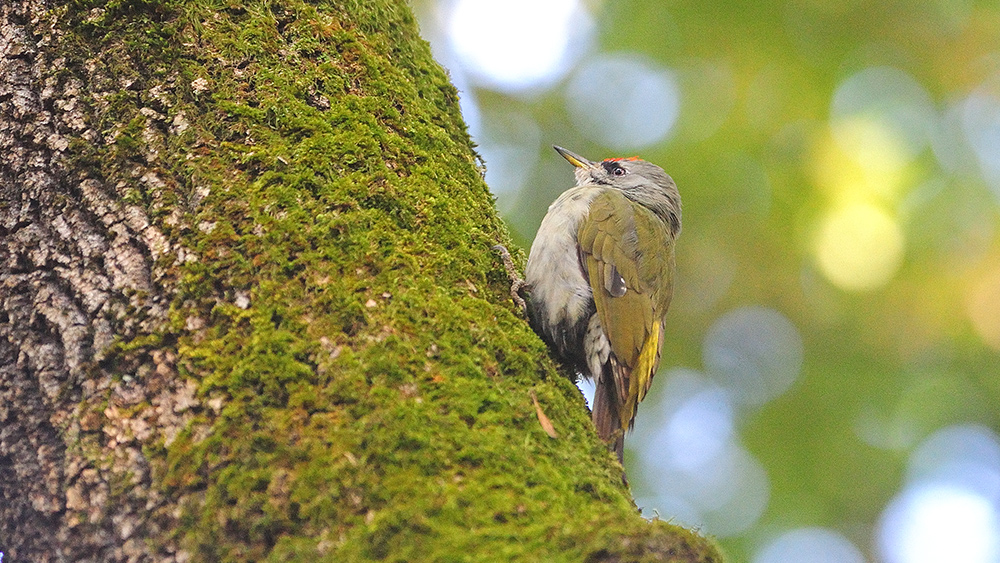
[553,145,682,236]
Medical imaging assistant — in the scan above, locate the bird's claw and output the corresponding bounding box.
[493,244,527,315]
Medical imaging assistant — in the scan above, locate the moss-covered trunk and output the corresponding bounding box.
[0,0,721,560]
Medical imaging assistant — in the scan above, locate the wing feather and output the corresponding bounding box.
[577,190,676,434]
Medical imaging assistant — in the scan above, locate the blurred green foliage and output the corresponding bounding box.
[415,0,1000,560]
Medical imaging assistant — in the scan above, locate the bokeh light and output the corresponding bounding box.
[663,387,734,471]
[703,307,803,406]
[754,528,866,563]
[879,484,1000,563]
[854,373,990,453]
[811,121,911,207]
[813,202,905,291]
[966,264,1000,351]
[445,0,592,93]
[906,424,1000,497]
[830,67,935,169]
[807,66,934,293]
[960,80,1000,202]
[932,98,980,177]
[472,110,543,211]
[632,370,769,537]
[825,117,911,197]
[564,53,680,149]
[878,425,1000,563]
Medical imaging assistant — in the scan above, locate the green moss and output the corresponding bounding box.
[54,0,722,560]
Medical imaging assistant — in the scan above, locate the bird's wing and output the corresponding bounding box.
[577,190,675,429]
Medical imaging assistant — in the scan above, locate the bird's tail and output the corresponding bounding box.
[592,365,626,464]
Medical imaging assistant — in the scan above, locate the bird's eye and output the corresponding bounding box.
[601,160,629,176]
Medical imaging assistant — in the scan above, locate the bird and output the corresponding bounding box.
[523,145,681,464]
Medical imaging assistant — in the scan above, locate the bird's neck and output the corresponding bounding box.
[629,190,681,237]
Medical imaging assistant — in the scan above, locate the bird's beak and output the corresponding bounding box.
[553,146,597,170]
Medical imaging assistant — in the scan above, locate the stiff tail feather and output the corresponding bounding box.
[591,363,627,464]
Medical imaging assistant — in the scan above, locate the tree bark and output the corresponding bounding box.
[0,0,722,561]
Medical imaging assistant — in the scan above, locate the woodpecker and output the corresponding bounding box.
[524,146,681,463]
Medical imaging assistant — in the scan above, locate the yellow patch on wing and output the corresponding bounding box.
[623,321,661,432]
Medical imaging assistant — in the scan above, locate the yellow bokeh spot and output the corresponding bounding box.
[812,117,912,205]
[965,266,1000,351]
[831,116,909,175]
[814,202,905,291]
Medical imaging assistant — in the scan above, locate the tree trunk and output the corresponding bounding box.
[0,0,721,561]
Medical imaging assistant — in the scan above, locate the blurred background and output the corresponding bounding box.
[410,1,1000,561]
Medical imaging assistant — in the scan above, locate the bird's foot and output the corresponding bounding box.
[492,244,527,315]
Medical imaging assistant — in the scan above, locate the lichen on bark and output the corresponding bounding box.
[0,0,723,561]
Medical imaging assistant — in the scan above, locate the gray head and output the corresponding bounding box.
[554,145,681,237]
